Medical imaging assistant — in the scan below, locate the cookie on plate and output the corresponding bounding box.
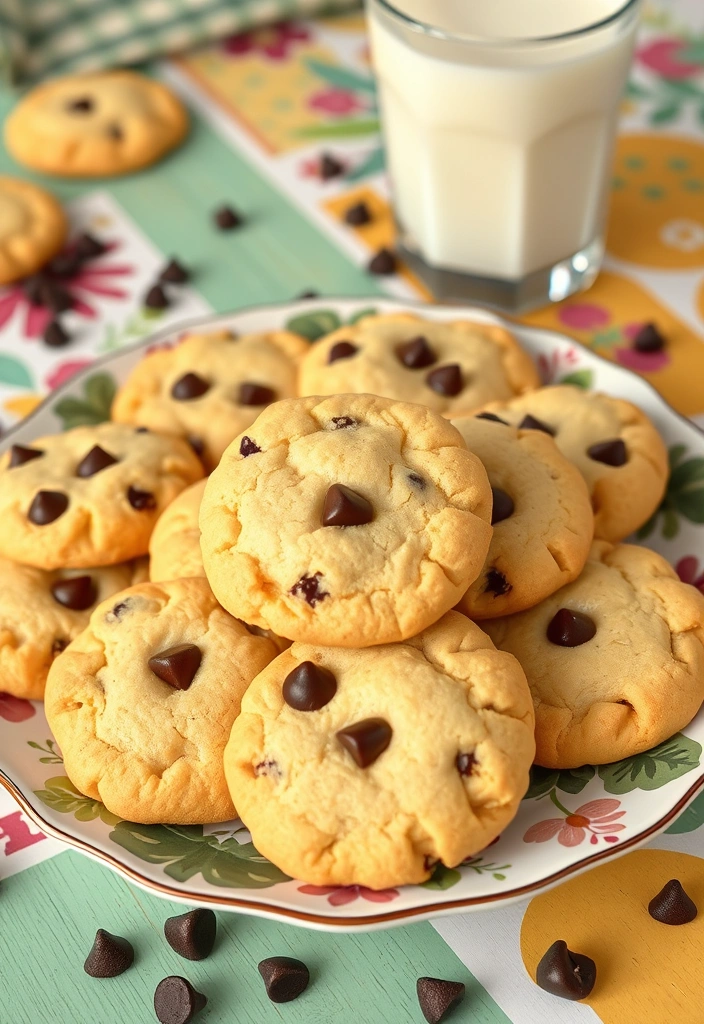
[45,578,279,824]
[0,423,203,570]
[478,385,668,542]
[484,541,704,768]
[225,611,535,888]
[149,479,207,583]
[4,71,188,177]
[0,556,146,700]
[112,329,309,470]
[298,312,540,416]
[452,414,594,618]
[200,394,493,647]
[0,177,68,284]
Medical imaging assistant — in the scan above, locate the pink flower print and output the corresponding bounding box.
[677,556,704,594]
[637,39,703,80]
[46,359,94,391]
[524,798,626,848]
[558,303,611,331]
[0,693,35,722]
[614,320,671,372]
[297,884,400,906]
[308,88,365,117]
[222,22,310,61]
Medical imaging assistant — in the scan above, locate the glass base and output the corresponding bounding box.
[397,236,604,314]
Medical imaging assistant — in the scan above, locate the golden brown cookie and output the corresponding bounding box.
[0,177,67,284]
[149,479,207,583]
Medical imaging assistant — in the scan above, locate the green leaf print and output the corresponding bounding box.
[637,445,704,538]
[54,372,116,429]
[34,775,120,825]
[27,738,63,764]
[558,369,594,389]
[286,309,342,341]
[421,863,462,890]
[345,148,385,181]
[304,59,377,96]
[0,355,33,388]
[649,104,681,126]
[598,734,702,794]
[348,307,377,325]
[524,764,595,800]
[295,120,381,140]
[666,790,704,834]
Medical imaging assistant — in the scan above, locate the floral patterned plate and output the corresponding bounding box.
[1,297,703,932]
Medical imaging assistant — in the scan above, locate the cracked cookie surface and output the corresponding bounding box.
[199,394,493,647]
[224,611,535,888]
[44,578,279,824]
[484,541,704,769]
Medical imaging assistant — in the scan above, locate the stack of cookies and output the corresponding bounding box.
[3,311,702,892]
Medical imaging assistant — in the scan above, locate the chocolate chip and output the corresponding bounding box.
[320,153,344,179]
[135,426,150,433]
[238,382,276,406]
[52,637,68,656]
[9,444,44,468]
[416,978,465,1024]
[127,486,156,511]
[322,483,373,527]
[283,661,337,711]
[328,341,358,364]
[28,490,68,525]
[149,644,202,690]
[42,281,72,314]
[74,233,105,260]
[344,201,372,226]
[484,568,511,597]
[648,879,697,925]
[535,940,596,1000]
[587,439,627,466]
[154,977,207,1024]
[408,472,425,489]
[255,758,281,778]
[298,289,319,299]
[145,284,169,310]
[84,929,134,978]
[106,123,123,140]
[67,97,93,113]
[519,414,555,436]
[290,572,329,607]
[51,575,97,611]
[456,752,476,777]
[106,599,131,622]
[475,412,508,425]
[491,488,514,525]
[368,247,397,275]
[160,259,190,284]
[43,321,70,348]
[547,609,596,647]
[240,436,261,457]
[23,273,49,304]
[171,372,210,400]
[633,322,665,353]
[426,364,462,396]
[76,445,118,477]
[330,416,356,429]
[258,956,310,1003]
[164,909,217,960]
[214,205,243,230]
[337,718,392,768]
[397,336,437,369]
[48,253,81,277]
[187,436,204,460]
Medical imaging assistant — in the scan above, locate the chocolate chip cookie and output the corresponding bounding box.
[224,611,535,888]
[452,414,594,617]
[199,394,493,647]
[45,578,279,824]
[0,423,203,570]
[484,541,704,768]
[298,313,540,415]
[0,177,68,284]
[149,479,207,583]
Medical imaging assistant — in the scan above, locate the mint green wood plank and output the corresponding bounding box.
[1,851,510,1024]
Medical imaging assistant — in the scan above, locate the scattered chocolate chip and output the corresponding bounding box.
[320,153,344,180]
[154,977,207,1024]
[416,977,465,1024]
[547,609,596,647]
[145,284,169,310]
[238,382,276,407]
[164,909,217,960]
[84,929,134,978]
[426,364,463,397]
[491,487,514,525]
[298,289,319,299]
[171,372,210,400]
[337,718,392,768]
[9,444,44,468]
[587,438,627,466]
[67,96,93,113]
[322,483,373,527]
[135,426,150,433]
[283,661,337,711]
[368,247,397,275]
[160,259,190,284]
[240,436,261,457]
[330,415,357,429]
[106,599,131,622]
[633,322,665,353]
[23,273,48,304]
[484,568,511,597]
[290,572,329,607]
[258,956,310,1003]
[74,233,106,261]
[344,201,371,226]
[149,644,202,690]
[397,336,437,369]
[48,253,81,277]
[255,758,281,778]
[475,412,508,425]
[648,879,697,925]
[28,490,68,525]
[52,637,68,656]
[42,281,72,314]
[535,940,596,1000]
[127,486,156,511]
[408,472,425,489]
[456,752,476,777]
[51,575,97,611]
[76,445,118,478]
[43,320,70,348]
[106,123,123,141]
[519,413,555,435]
[214,205,243,230]
[328,340,358,364]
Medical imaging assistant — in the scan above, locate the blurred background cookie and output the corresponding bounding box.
[0,176,67,284]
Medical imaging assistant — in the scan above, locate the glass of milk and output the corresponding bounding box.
[368,0,642,311]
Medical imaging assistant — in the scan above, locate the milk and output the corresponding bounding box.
[369,0,640,289]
